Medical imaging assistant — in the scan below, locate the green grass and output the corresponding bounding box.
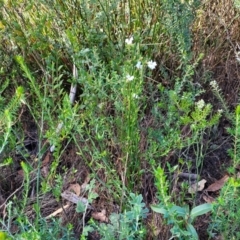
[0,0,239,239]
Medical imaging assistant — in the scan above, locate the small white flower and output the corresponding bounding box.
[147,60,157,70]
[136,61,142,69]
[210,80,220,92]
[125,36,133,45]
[126,74,134,82]
[218,109,223,114]
[196,99,205,110]
[132,93,139,99]
[210,80,217,88]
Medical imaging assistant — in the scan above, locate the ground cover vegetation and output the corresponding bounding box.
[0,0,240,239]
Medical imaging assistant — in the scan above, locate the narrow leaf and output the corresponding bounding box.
[151,205,167,215]
[190,203,212,219]
[186,223,199,239]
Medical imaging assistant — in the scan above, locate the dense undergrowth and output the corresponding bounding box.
[1,0,240,239]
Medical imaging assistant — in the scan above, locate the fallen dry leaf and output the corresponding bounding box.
[42,151,51,166]
[68,183,81,196]
[92,209,108,222]
[203,193,215,203]
[205,175,229,192]
[188,179,207,194]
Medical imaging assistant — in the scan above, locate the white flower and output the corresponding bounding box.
[126,74,134,82]
[136,61,142,69]
[218,109,223,114]
[125,36,133,45]
[210,80,217,88]
[210,80,220,92]
[147,60,157,70]
[196,99,205,110]
[132,93,139,99]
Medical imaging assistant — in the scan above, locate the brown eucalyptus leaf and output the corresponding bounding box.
[68,183,81,196]
[205,175,229,192]
[91,209,108,222]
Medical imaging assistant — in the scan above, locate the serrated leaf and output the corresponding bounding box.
[190,203,212,219]
[76,201,86,213]
[88,192,98,202]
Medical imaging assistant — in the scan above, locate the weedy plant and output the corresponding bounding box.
[146,0,221,174]
[151,167,212,240]
[75,179,99,237]
[0,79,24,156]
[0,201,75,240]
[208,105,240,239]
[87,193,149,240]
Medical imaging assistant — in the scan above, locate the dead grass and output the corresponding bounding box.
[194,0,240,106]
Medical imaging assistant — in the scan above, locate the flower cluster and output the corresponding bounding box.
[209,80,217,88]
[210,80,220,92]
[125,36,157,70]
[196,99,205,110]
[135,60,157,70]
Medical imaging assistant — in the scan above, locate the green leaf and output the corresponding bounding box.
[186,223,199,239]
[76,201,86,213]
[88,192,99,202]
[236,105,240,115]
[170,205,188,217]
[190,203,212,220]
[82,225,94,237]
[0,157,13,167]
[20,161,30,175]
[151,205,167,215]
